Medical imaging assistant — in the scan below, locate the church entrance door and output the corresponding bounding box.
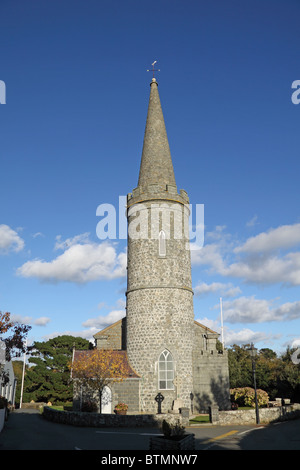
[101,386,112,414]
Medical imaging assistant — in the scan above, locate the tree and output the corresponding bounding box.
[227,344,252,388]
[0,311,31,386]
[71,349,129,411]
[276,347,300,402]
[227,344,300,403]
[23,335,91,404]
[11,360,30,404]
[259,348,277,360]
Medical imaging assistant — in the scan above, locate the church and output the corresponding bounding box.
[73,76,230,415]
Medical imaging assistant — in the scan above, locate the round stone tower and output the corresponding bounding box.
[126,78,195,413]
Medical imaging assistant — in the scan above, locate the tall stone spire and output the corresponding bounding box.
[126,77,194,413]
[138,78,176,190]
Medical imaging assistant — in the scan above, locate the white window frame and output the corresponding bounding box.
[158,350,174,390]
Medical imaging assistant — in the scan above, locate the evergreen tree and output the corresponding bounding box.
[12,360,29,405]
[23,335,92,404]
[228,344,252,388]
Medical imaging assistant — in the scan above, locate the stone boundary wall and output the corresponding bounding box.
[215,404,300,425]
[42,407,188,428]
[21,402,47,410]
[42,404,300,428]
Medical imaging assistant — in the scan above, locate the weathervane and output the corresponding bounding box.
[147,60,160,79]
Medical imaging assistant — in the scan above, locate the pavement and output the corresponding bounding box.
[1,408,300,452]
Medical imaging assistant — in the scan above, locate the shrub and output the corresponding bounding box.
[114,402,128,411]
[81,400,98,412]
[230,387,269,408]
[162,419,185,438]
[0,396,8,410]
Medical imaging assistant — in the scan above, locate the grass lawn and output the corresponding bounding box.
[189,414,210,424]
[46,403,73,411]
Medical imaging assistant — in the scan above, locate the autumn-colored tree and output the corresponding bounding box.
[0,311,31,386]
[71,349,129,411]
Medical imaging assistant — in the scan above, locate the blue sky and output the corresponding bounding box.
[1,0,300,355]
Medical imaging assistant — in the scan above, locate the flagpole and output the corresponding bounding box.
[19,340,27,409]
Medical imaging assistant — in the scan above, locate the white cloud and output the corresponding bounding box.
[10,314,32,325]
[194,281,241,298]
[82,298,126,331]
[246,215,259,227]
[195,316,220,332]
[54,233,90,251]
[17,239,127,284]
[195,315,277,348]
[97,301,107,310]
[223,327,276,347]
[41,328,98,344]
[33,316,51,326]
[291,338,300,348]
[10,314,51,327]
[193,223,300,286]
[224,251,300,286]
[191,242,226,271]
[32,232,44,239]
[235,223,300,254]
[38,308,127,344]
[82,309,125,330]
[0,224,24,253]
[222,296,300,324]
[205,225,227,240]
[115,298,126,309]
[273,300,300,321]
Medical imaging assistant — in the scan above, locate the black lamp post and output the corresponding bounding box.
[248,343,260,424]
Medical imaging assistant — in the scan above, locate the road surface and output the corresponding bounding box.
[1,408,300,451]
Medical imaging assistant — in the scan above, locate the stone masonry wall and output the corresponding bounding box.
[193,350,231,413]
[73,378,140,413]
[94,318,126,350]
[126,193,195,413]
[43,406,189,428]
[192,321,230,412]
[215,403,300,425]
[126,287,194,412]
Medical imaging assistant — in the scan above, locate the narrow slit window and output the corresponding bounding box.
[159,230,166,257]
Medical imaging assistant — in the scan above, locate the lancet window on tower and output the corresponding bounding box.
[158,350,174,390]
[158,230,166,257]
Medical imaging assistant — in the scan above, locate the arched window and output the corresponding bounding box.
[158,350,174,390]
[159,230,166,257]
